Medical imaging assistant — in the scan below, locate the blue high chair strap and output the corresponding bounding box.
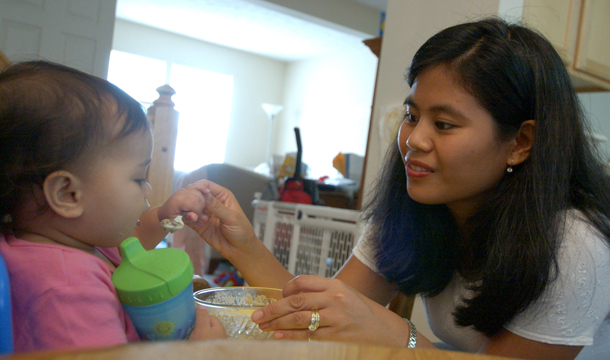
[0,252,13,355]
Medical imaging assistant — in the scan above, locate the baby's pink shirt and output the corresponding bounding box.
[0,234,140,352]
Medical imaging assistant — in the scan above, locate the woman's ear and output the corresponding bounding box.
[43,170,84,218]
[507,120,536,166]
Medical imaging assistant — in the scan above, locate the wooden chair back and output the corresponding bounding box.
[0,49,11,70]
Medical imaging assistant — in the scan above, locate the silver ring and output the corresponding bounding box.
[308,309,320,332]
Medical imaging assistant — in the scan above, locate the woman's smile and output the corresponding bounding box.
[406,159,433,177]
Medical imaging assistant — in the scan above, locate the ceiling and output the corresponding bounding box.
[353,0,387,10]
[115,0,387,61]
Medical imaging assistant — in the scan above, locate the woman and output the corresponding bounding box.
[193,18,610,360]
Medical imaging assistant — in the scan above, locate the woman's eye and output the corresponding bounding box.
[136,179,149,186]
[404,113,418,123]
[435,121,454,130]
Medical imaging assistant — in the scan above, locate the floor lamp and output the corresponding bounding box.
[261,103,283,175]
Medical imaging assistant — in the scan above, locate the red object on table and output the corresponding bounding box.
[278,127,313,205]
[279,178,312,204]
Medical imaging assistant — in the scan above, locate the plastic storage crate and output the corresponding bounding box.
[253,200,364,278]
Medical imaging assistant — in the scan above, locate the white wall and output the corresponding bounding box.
[261,0,381,36]
[113,19,377,177]
[112,19,287,169]
[277,44,377,179]
[579,91,610,162]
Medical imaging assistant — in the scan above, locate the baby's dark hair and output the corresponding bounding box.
[0,60,150,227]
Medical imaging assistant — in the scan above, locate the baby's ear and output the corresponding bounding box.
[43,171,84,218]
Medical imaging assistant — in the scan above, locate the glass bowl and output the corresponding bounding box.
[193,287,282,339]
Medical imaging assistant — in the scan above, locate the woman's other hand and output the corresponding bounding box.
[250,275,426,347]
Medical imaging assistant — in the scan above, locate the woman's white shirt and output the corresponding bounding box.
[352,210,610,359]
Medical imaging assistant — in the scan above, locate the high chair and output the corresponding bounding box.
[0,252,13,355]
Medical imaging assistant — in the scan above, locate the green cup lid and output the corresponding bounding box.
[112,237,193,306]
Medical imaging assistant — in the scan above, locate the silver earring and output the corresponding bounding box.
[506,165,513,173]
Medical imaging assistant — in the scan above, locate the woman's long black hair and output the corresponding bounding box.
[363,17,610,337]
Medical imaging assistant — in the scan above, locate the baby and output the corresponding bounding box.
[0,61,225,352]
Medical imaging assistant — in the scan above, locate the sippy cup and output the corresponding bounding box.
[112,237,196,340]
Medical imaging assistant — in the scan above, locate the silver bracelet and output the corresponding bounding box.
[403,318,417,349]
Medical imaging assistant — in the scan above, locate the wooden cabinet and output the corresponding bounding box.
[0,0,116,79]
[523,0,610,91]
[574,0,610,89]
[522,0,579,67]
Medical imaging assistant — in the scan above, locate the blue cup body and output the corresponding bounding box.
[122,281,195,340]
[0,253,13,355]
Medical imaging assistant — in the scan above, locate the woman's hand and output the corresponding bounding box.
[250,275,413,347]
[187,180,294,288]
[186,180,258,257]
[157,182,209,224]
[135,182,210,249]
[189,306,227,341]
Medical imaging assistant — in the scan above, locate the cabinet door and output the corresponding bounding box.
[522,0,581,66]
[574,0,610,84]
[0,0,116,78]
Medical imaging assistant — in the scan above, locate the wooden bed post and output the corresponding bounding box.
[146,85,179,208]
[0,48,11,70]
